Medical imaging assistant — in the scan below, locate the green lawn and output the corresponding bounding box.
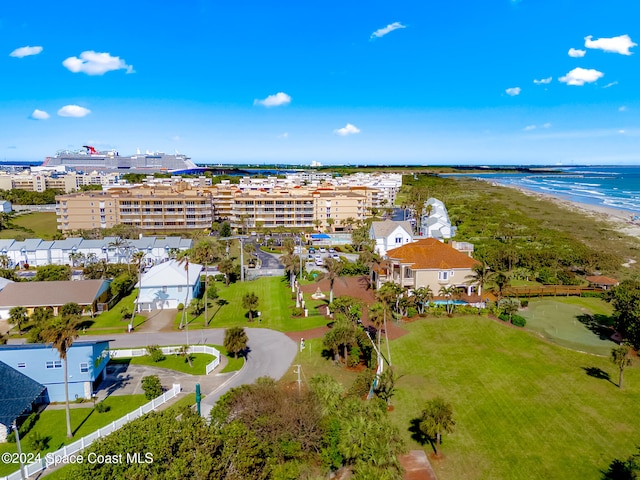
[81,290,146,334]
[215,344,244,373]
[519,297,616,355]
[0,395,147,476]
[110,353,216,375]
[174,276,330,332]
[0,212,59,239]
[285,316,640,480]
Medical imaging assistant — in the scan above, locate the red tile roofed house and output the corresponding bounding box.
[375,238,482,296]
[585,275,619,290]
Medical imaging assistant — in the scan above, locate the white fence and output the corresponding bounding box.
[109,344,220,375]
[2,384,181,480]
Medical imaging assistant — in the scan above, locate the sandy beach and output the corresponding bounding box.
[508,185,640,239]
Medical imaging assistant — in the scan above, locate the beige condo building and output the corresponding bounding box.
[55,182,382,232]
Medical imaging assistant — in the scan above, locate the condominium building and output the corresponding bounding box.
[56,184,213,231]
[56,182,382,232]
[0,170,122,193]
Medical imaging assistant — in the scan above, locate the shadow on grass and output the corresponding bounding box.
[582,366,615,386]
[576,314,617,342]
[72,408,95,436]
[408,418,437,454]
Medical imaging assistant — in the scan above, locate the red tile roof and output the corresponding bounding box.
[386,238,480,270]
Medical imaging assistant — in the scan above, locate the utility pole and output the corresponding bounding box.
[219,235,249,282]
[13,421,26,480]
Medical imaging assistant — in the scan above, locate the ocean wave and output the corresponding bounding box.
[571,188,605,196]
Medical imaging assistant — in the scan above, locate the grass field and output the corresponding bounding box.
[0,212,59,240]
[174,276,330,332]
[519,297,616,355]
[110,353,216,375]
[0,395,147,476]
[284,316,640,480]
[81,290,146,334]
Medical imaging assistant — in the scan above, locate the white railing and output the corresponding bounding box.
[2,384,181,480]
[109,345,220,375]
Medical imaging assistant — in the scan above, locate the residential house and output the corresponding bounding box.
[136,259,203,311]
[0,340,110,404]
[369,220,414,256]
[420,198,456,239]
[585,275,619,290]
[0,361,46,442]
[0,279,111,320]
[374,238,481,296]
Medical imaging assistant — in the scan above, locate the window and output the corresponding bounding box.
[80,362,89,373]
[162,286,167,293]
[438,271,449,281]
[177,286,183,293]
[46,361,62,369]
[17,362,26,368]
[395,236,403,244]
[404,267,412,278]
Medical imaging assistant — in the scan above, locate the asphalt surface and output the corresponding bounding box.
[80,328,298,418]
[252,241,285,270]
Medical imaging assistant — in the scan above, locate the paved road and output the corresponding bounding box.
[81,328,297,418]
[252,240,285,270]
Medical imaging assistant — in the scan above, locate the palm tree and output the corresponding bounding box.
[130,250,146,326]
[438,285,456,315]
[0,254,9,269]
[42,316,80,438]
[492,271,511,300]
[176,250,192,330]
[108,237,132,271]
[324,257,343,304]
[177,345,193,368]
[465,261,492,296]
[8,306,28,335]
[191,239,221,326]
[242,292,259,322]
[611,345,633,389]
[224,327,248,358]
[412,286,433,314]
[419,397,456,457]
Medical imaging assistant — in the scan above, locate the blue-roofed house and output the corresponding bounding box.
[0,340,110,404]
[0,361,46,443]
[136,259,203,311]
[7,238,44,268]
[49,238,83,265]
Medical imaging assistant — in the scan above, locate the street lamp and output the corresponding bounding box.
[12,421,26,480]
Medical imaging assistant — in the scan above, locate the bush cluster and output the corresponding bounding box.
[146,345,165,363]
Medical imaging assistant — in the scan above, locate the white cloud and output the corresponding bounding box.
[533,77,552,85]
[370,22,406,39]
[253,92,291,107]
[603,81,618,88]
[542,123,552,128]
[57,105,91,117]
[523,125,536,131]
[62,51,134,75]
[559,67,604,86]
[505,87,521,96]
[334,123,361,136]
[619,106,627,112]
[171,135,181,141]
[584,34,637,55]
[278,132,289,139]
[30,109,49,120]
[10,45,43,58]
[568,48,586,58]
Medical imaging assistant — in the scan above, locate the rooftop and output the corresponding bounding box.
[386,238,480,270]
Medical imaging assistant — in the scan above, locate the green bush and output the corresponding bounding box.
[511,315,527,327]
[27,431,48,452]
[347,369,375,399]
[348,346,361,367]
[213,274,226,282]
[407,307,418,318]
[291,307,304,317]
[141,375,163,400]
[95,401,111,413]
[146,344,165,362]
[520,299,529,308]
[177,303,184,311]
[498,313,510,322]
[581,291,604,298]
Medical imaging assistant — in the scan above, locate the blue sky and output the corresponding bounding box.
[2,0,640,165]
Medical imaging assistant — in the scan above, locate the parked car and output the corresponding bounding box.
[315,259,324,266]
[319,247,326,253]
[331,253,340,259]
[329,248,335,253]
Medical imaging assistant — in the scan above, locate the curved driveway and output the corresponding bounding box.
[81,328,298,418]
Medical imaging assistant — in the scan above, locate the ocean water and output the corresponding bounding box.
[468,166,640,216]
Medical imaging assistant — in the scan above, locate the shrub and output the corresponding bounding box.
[348,346,361,367]
[27,431,48,452]
[146,344,165,362]
[581,291,604,298]
[291,307,304,317]
[511,315,527,327]
[177,303,184,311]
[407,307,418,318]
[498,313,510,322]
[347,369,375,399]
[213,274,226,283]
[141,375,163,399]
[95,401,111,413]
[520,299,529,308]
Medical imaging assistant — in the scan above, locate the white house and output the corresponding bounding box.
[420,198,456,239]
[136,260,203,311]
[369,220,414,256]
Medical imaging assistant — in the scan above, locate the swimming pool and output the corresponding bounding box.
[432,300,468,306]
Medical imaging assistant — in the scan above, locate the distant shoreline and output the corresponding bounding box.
[487,180,640,238]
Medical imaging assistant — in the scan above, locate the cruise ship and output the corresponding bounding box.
[42,146,197,172]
